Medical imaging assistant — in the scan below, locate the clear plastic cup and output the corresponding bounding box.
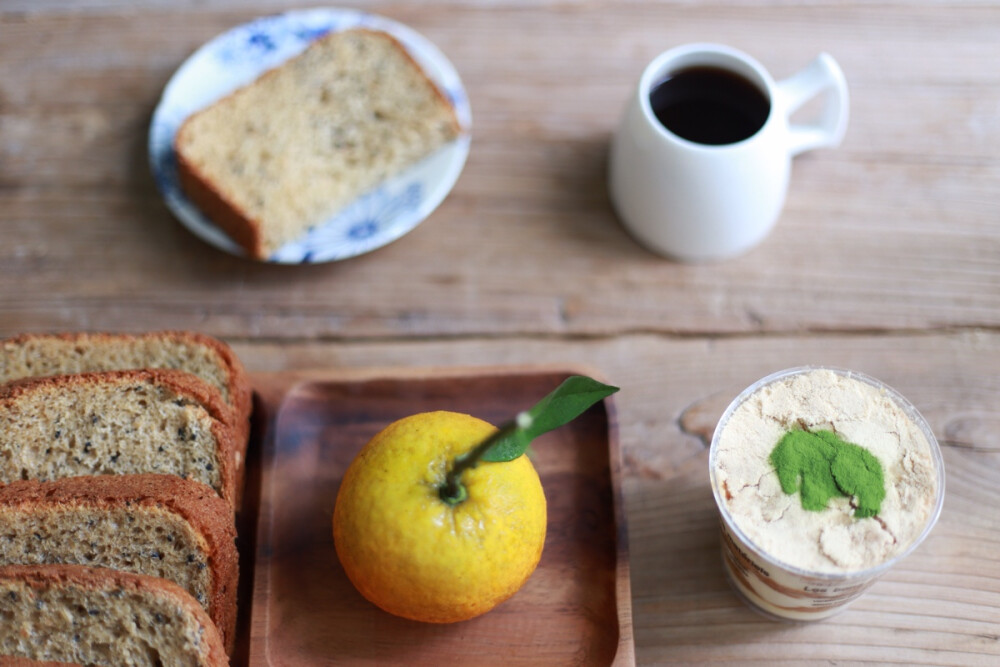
[709,366,945,621]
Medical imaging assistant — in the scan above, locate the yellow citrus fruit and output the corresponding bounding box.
[332,410,547,623]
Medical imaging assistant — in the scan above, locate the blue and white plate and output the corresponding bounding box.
[149,8,472,263]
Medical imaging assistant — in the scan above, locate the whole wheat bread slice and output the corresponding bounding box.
[0,475,238,653]
[0,330,252,462]
[0,563,228,666]
[0,370,240,508]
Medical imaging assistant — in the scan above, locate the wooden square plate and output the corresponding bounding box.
[240,367,633,665]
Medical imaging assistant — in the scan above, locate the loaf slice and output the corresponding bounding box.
[0,475,237,654]
[175,28,462,259]
[0,370,239,507]
[0,564,227,666]
[0,330,252,454]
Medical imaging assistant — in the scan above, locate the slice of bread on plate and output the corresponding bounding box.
[0,330,252,456]
[0,370,240,508]
[175,27,461,259]
[0,475,238,654]
[0,563,228,666]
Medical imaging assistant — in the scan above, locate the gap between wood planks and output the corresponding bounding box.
[218,323,1000,346]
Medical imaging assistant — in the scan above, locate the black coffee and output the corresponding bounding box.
[649,66,770,145]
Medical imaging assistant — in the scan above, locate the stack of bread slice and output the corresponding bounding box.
[0,331,250,666]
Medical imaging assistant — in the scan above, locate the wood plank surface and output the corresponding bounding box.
[233,332,1000,665]
[2,0,999,664]
[2,2,1000,337]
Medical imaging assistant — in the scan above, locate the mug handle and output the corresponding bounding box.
[775,53,849,156]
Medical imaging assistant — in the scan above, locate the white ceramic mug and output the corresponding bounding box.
[608,44,849,261]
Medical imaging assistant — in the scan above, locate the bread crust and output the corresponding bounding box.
[175,141,267,259]
[173,27,461,260]
[0,563,228,666]
[0,370,240,508]
[0,474,238,654]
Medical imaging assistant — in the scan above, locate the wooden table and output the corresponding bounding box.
[2,1,999,664]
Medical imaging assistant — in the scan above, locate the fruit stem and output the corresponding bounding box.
[439,412,532,506]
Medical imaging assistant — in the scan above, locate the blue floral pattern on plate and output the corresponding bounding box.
[149,8,472,263]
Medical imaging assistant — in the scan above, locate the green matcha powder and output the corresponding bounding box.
[769,429,886,518]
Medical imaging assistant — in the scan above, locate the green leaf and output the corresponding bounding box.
[477,428,532,463]
[481,376,619,462]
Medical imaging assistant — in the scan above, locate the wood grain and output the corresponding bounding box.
[248,368,632,666]
[2,3,1000,337]
[2,0,999,664]
[233,333,1000,665]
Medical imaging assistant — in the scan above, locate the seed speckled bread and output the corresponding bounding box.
[0,564,228,666]
[0,330,252,463]
[175,28,461,259]
[0,370,239,507]
[0,475,238,654]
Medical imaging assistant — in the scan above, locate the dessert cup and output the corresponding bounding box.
[709,366,945,621]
